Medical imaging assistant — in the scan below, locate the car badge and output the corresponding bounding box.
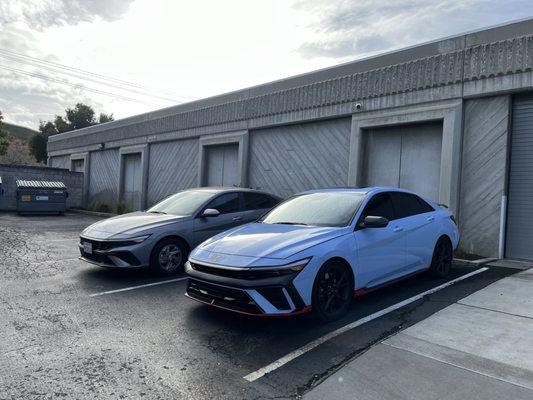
[210,254,225,262]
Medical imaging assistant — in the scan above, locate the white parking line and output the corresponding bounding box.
[243,267,489,382]
[89,277,188,297]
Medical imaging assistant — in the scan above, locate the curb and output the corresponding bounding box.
[68,208,117,218]
[453,257,497,266]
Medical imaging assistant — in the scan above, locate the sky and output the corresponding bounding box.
[0,0,532,130]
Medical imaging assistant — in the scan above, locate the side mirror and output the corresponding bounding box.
[200,208,220,218]
[360,216,389,229]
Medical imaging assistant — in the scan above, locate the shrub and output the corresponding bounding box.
[88,201,112,214]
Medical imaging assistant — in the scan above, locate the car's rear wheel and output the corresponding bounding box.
[150,238,187,276]
[312,260,354,322]
[429,237,452,278]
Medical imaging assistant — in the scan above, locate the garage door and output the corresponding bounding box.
[506,93,533,260]
[205,144,238,187]
[362,122,442,201]
[122,153,142,210]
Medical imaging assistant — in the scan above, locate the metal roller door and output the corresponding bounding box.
[506,93,533,260]
[363,122,442,201]
[122,153,142,210]
[205,144,239,187]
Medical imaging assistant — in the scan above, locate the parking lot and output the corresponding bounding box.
[0,212,519,400]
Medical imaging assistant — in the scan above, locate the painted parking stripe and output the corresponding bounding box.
[243,267,489,382]
[89,276,188,297]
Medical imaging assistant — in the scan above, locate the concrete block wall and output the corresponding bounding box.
[0,164,83,211]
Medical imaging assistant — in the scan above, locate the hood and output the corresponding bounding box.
[82,211,190,239]
[196,222,349,260]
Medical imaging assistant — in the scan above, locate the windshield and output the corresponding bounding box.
[147,191,214,216]
[260,192,366,227]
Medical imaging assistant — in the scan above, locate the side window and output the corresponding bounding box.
[390,192,424,219]
[242,193,279,211]
[361,193,395,221]
[416,196,435,213]
[205,193,241,214]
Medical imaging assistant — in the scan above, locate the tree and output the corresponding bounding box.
[29,103,113,163]
[0,111,10,156]
[28,131,49,163]
[65,103,96,130]
[99,113,114,123]
[54,115,71,133]
[40,121,59,136]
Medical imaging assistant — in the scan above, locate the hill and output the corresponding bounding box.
[3,122,38,141]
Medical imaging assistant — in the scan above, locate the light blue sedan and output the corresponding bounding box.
[185,187,458,321]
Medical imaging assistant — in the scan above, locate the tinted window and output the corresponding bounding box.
[260,192,366,227]
[242,193,279,210]
[417,196,435,213]
[147,190,215,216]
[205,193,240,214]
[390,192,425,219]
[361,193,395,221]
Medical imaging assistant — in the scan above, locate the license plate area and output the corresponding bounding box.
[83,242,93,254]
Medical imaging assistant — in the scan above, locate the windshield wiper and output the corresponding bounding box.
[273,222,309,226]
[148,211,167,214]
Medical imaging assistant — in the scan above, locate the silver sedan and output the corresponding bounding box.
[79,188,281,275]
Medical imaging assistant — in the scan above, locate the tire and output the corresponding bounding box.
[312,260,354,322]
[150,237,187,276]
[429,237,453,278]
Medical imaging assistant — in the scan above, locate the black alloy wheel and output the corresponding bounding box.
[429,237,453,278]
[312,261,354,322]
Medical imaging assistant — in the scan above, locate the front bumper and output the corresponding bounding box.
[185,260,309,316]
[78,237,147,269]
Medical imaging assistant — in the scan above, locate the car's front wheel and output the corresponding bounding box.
[429,237,453,278]
[150,238,187,276]
[312,260,354,322]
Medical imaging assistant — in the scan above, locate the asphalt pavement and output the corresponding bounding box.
[0,212,521,399]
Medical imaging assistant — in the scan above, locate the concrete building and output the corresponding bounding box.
[47,19,533,260]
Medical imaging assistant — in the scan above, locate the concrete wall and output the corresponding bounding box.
[147,138,199,206]
[49,155,70,169]
[248,118,351,198]
[89,149,119,205]
[0,164,83,211]
[458,95,510,257]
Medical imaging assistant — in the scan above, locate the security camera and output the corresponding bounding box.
[354,103,363,111]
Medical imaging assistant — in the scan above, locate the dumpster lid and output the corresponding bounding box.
[16,180,67,189]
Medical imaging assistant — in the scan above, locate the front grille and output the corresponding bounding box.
[80,248,116,266]
[187,279,262,314]
[80,238,136,251]
[190,262,295,280]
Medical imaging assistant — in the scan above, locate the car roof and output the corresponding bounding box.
[298,186,415,196]
[184,187,276,195]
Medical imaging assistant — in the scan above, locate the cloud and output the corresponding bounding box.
[0,1,133,128]
[0,0,134,30]
[299,34,392,59]
[294,0,533,59]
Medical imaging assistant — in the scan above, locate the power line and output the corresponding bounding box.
[0,52,181,103]
[0,64,165,106]
[0,47,197,102]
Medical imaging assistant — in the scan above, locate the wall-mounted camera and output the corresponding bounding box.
[354,103,363,111]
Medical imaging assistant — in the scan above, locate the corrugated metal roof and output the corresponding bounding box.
[16,180,67,189]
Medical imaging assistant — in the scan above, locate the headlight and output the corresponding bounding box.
[128,234,151,243]
[254,258,311,274]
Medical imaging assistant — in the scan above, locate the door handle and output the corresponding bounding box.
[427,216,435,221]
[393,226,404,232]
[232,216,242,221]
